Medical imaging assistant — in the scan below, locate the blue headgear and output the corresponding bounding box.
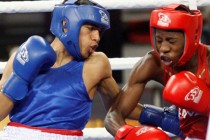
[50,0,110,60]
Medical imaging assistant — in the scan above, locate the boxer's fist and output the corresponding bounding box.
[13,35,56,82]
[115,125,170,140]
[163,71,210,116]
[139,104,185,138]
[2,36,56,102]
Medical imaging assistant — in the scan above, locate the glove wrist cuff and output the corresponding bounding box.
[2,72,29,102]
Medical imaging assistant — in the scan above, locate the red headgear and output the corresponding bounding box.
[150,4,203,66]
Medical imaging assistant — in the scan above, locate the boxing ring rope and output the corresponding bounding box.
[0,57,140,74]
[0,0,210,139]
[0,0,210,13]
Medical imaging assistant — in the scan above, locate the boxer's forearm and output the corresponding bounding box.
[0,92,14,121]
[105,110,127,136]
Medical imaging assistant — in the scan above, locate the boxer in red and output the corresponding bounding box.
[105,4,208,140]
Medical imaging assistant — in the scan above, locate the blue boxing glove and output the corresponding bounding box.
[139,104,185,138]
[2,35,56,102]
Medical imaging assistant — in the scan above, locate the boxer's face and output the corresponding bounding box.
[79,23,102,59]
[155,29,185,66]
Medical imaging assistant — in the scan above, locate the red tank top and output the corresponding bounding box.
[163,44,209,139]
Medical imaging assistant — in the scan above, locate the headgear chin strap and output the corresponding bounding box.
[150,4,203,66]
[50,0,110,60]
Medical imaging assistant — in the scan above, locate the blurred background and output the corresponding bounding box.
[0,1,210,137]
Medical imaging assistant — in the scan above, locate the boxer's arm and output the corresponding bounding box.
[105,53,162,136]
[103,74,145,136]
[86,52,119,110]
[0,53,16,121]
[105,101,143,136]
[87,52,142,137]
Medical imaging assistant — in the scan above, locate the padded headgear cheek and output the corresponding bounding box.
[150,28,161,57]
[50,6,64,40]
[150,4,202,66]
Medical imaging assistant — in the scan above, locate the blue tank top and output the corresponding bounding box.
[10,60,93,130]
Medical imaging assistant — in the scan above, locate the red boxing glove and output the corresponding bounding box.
[163,71,210,116]
[115,125,170,140]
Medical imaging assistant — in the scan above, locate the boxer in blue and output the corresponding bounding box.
[0,0,120,139]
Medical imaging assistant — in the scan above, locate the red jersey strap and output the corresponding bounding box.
[8,122,83,136]
[196,44,210,86]
[163,65,173,85]
[179,112,208,139]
